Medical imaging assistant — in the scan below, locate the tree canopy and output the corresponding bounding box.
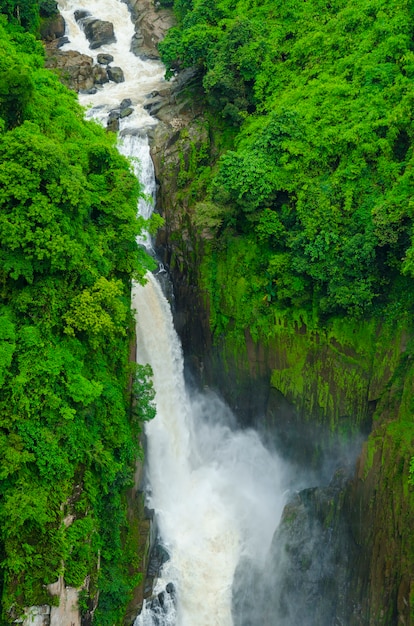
[0,17,157,623]
[160,0,414,330]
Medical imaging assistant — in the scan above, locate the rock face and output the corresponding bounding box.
[232,469,356,626]
[127,0,175,59]
[44,46,97,92]
[39,14,65,41]
[345,362,414,626]
[147,67,414,626]
[261,472,355,626]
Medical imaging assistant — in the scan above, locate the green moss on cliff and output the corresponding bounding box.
[351,349,414,624]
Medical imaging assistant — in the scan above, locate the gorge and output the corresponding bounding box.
[0,0,413,624]
[53,4,295,624]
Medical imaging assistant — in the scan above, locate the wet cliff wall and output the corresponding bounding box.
[149,93,414,624]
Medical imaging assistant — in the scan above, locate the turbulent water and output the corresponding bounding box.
[133,276,287,626]
[57,0,165,227]
[58,0,165,120]
[58,1,289,623]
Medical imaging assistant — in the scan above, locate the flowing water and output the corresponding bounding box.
[57,2,289,623]
[133,275,287,625]
[58,0,165,228]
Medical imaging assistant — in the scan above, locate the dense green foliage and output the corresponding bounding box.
[0,17,157,623]
[161,3,414,618]
[0,0,56,31]
[160,0,414,331]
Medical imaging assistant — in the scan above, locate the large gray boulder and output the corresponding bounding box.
[45,49,95,91]
[107,66,125,83]
[81,17,116,49]
[128,0,175,59]
[97,53,114,65]
[73,9,90,21]
[92,65,109,85]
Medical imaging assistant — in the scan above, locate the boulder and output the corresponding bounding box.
[107,65,125,83]
[107,109,120,133]
[45,48,95,92]
[56,36,69,48]
[82,18,116,49]
[74,9,90,21]
[97,53,114,65]
[120,98,132,110]
[107,119,119,133]
[92,64,109,85]
[120,107,133,119]
[108,109,121,121]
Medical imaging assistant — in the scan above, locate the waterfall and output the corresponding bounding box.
[57,1,289,623]
[133,275,287,625]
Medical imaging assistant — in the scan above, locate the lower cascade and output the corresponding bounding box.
[133,275,287,625]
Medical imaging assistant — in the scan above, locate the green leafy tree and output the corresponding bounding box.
[0,19,158,622]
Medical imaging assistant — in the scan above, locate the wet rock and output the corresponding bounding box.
[79,87,97,95]
[166,582,175,594]
[107,65,125,83]
[74,9,90,21]
[40,14,65,41]
[107,119,119,133]
[144,67,201,125]
[257,470,355,626]
[127,0,175,59]
[157,591,167,608]
[120,107,134,119]
[120,98,133,110]
[107,109,120,132]
[44,43,115,93]
[147,544,170,578]
[92,64,109,85]
[82,18,116,49]
[56,36,69,48]
[97,53,114,65]
[44,48,95,92]
[143,96,164,116]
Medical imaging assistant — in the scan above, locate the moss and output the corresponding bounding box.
[351,350,414,623]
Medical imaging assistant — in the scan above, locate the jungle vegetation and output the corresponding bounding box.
[0,10,158,624]
[0,0,413,621]
[159,4,414,620]
[159,0,414,335]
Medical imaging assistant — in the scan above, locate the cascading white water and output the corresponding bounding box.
[57,0,165,219]
[133,275,287,626]
[57,1,289,623]
[57,0,166,121]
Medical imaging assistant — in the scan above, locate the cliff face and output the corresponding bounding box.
[149,88,414,624]
[347,357,414,625]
